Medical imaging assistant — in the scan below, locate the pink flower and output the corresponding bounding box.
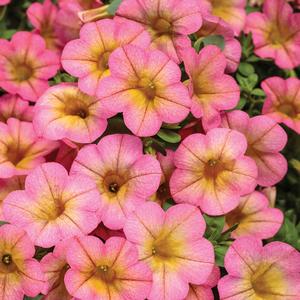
[61,19,150,96]
[0,224,46,299]
[65,236,152,300]
[97,45,191,136]
[261,76,300,134]
[115,0,203,63]
[170,128,258,215]
[3,162,102,248]
[218,237,300,299]
[245,0,300,69]
[70,134,162,229]
[0,32,60,101]
[124,202,215,300]
[182,46,240,131]
[221,110,288,186]
[0,0,9,5]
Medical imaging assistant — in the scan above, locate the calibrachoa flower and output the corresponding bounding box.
[115,0,203,63]
[261,76,300,134]
[0,224,45,299]
[225,191,283,239]
[97,45,191,136]
[65,236,152,300]
[170,128,258,215]
[245,0,300,69]
[218,237,300,299]
[70,134,162,229]
[182,46,239,131]
[33,83,111,143]
[3,162,102,248]
[221,110,288,186]
[124,202,215,300]
[0,0,10,5]
[0,31,60,101]
[62,19,150,96]
[0,118,58,178]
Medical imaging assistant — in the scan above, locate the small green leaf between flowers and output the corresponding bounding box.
[157,129,181,144]
[107,0,123,15]
[202,35,225,51]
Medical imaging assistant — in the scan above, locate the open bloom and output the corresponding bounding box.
[97,45,191,136]
[62,19,150,96]
[245,0,300,69]
[115,0,203,63]
[70,134,162,230]
[170,128,258,216]
[3,162,102,248]
[218,237,300,299]
[124,202,214,300]
[261,76,300,134]
[65,236,152,300]
[0,0,10,5]
[0,32,60,101]
[0,224,45,299]
[182,46,239,131]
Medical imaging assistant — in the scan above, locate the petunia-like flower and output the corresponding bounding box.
[3,162,102,248]
[0,224,46,299]
[97,45,191,136]
[221,110,288,186]
[61,19,150,96]
[0,118,58,178]
[261,76,300,134]
[170,128,258,216]
[0,32,60,101]
[115,0,203,63]
[225,191,283,239]
[124,202,215,300]
[182,46,239,131]
[70,134,162,230]
[0,0,10,6]
[65,236,152,300]
[245,0,300,69]
[33,83,112,143]
[218,237,300,299]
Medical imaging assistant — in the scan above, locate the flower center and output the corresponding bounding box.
[98,51,110,72]
[137,77,156,101]
[14,64,33,82]
[204,159,225,179]
[95,265,116,283]
[268,25,289,45]
[2,254,12,265]
[151,233,180,261]
[64,99,90,119]
[103,173,127,197]
[277,103,297,118]
[225,207,245,228]
[5,143,26,165]
[153,18,172,34]
[108,182,119,193]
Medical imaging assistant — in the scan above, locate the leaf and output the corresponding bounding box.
[0,221,8,226]
[24,295,43,300]
[202,35,225,51]
[235,97,247,110]
[238,62,255,76]
[214,243,230,267]
[163,199,175,211]
[0,6,7,21]
[193,38,204,53]
[107,0,122,15]
[251,88,265,97]
[157,129,181,144]
[204,215,225,241]
[236,73,258,92]
[162,123,182,130]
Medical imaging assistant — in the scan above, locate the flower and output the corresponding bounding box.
[61,19,150,96]
[65,236,152,299]
[0,224,46,299]
[124,202,215,300]
[170,128,258,216]
[70,134,162,229]
[182,46,239,131]
[97,45,191,136]
[221,110,288,186]
[245,0,300,69]
[218,237,300,299]
[0,118,58,178]
[261,76,300,134]
[0,31,60,101]
[115,0,203,63]
[3,162,102,248]
[0,0,10,6]
[225,191,283,239]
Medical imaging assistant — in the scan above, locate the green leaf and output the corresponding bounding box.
[0,221,8,226]
[0,6,7,21]
[214,243,230,267]
[202,35,225,51]
[251,88,265,97]
[235,97,247,110]
[162,199,175,211]
[1,29,16,39]
[24,295,43,300]
[107,0,122,15]
[236,73,258,92]
[204,215,225,241]
[193,38,204,53]
[162,123,181,130]
[157,129,181,144]
[238,62,255,77]
[246,55,261,62]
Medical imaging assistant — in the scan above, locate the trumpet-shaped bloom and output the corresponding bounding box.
[3,162,102,248]
[0,224,46,299]
[124,202,214,300]
[97,45,191,136]
[170,128,258,216]
[65,236,152,300]
[70,134,162,229]
[261,76,300,134]
[221,110,288,186]
[0,32,60,101]
[33,83,111,143]
[225,191,283,239]
[182,46,239,131]
[115,0,203,63]
[0,118,58,178]
[62,19,150,96]
[218,237,300,299]
[245,0,300,69]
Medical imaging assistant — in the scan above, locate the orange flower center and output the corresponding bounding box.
[6,143,27,165]
[95,265,116,283]
[277,103,298,118]
[98,51,110,72]
[137,77,156,101]
[2,254,12,265]
[38,197,65,221]
[0,253,17,273]
[204,159,225,178]
[225,206,245,228]
[64,99,90,119]
[13,64,33,82]
[153,18,172,34]
[103,173,127,197]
